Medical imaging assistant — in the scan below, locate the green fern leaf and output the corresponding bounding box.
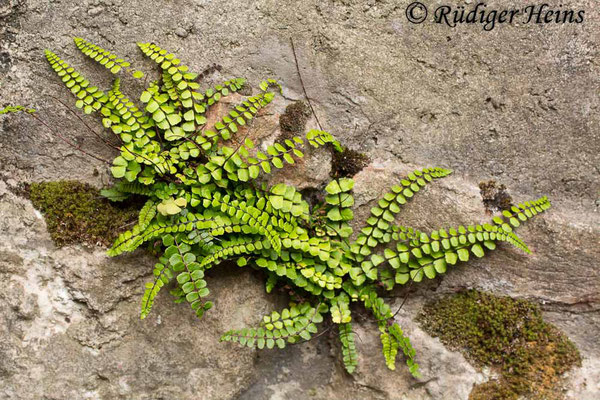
[339,322,358,373]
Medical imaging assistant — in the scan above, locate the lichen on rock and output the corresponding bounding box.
[418,290,581,400]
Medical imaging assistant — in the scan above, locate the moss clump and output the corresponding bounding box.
[479,180,513,212]
[331,146,369,178]
[418,290,581,400]
[277,101,311,143]
[28,181,140,247]
[276,100,369,179]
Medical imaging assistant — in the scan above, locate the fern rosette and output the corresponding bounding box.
[33,37,553,376]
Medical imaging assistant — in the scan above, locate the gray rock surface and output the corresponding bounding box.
[0,0,598,399]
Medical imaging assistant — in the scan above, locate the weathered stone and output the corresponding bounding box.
[88,6,104,16]
[175,27,189,38]
[350,301,487,400]
[0,187,276,400]
[0,0,598,398]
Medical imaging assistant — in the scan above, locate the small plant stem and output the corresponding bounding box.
[290,37,324,131]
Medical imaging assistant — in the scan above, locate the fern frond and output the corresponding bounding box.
[350,167,453,259]
[138,199,157,231]
[208,218,261,238]
[0,105,36,115]
[265,272,278,293]
[196,136,307,185]
[220,302,326,349]
[45,50,107,114]
[140,254,173,319]
[330,292,352,323]
[235,183,309,224]
[253,258,342,296]
[167,235,212,318]
[375,197,550,287]
[258,78,283,94]
[339,322,358,373]
[389,323,420,377]
[201,77,247,110]
[492,196,551,232]
[196,130,340,188]
[380,331,399,370]
[199,237,267,270]
[379,324,420,375]
[323,178,355,238]
[268,183,310,219]
[115,181,156,196]
[137,42,201,109]
[306,129,342,151]
[278,232,334,262]
[359,289,420,375]
[74,37,143,78]
[199,91,275,149]
[102,78,156,146]
[195,190,283,252]
[100,186,130,202]
[108,212,214,256]
[379,223,508,276]
[361,287,393,323]
[139,80,197,141]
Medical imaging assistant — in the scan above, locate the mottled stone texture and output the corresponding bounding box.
[0,0,598,399]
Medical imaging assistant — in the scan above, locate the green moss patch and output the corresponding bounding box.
[27,181,140,247]
[418,290,581,400]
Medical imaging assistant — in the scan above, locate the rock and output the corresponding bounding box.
[175,27,189,38]
[88,6,104,16]
[565,358,600,400]
[0,0,598,398]
[351,299,487,400]
[0,187,277,399]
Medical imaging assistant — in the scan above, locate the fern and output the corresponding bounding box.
[22,37,553,377]
[339,322,358,373]
[138,199,157,231]
[0,105,36,115]
[140,253,173,319]
[221,302,326,348]
[74,37,144,78]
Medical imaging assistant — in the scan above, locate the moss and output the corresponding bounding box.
[277,101,311,143]
[27,180,140,247]
[276,100,369,179]
[469,381,518,400]
[479,180,513,212]
[331,146,370,178]
[417,290,581,400]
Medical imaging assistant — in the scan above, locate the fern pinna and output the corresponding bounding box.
[39,38,551,376]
